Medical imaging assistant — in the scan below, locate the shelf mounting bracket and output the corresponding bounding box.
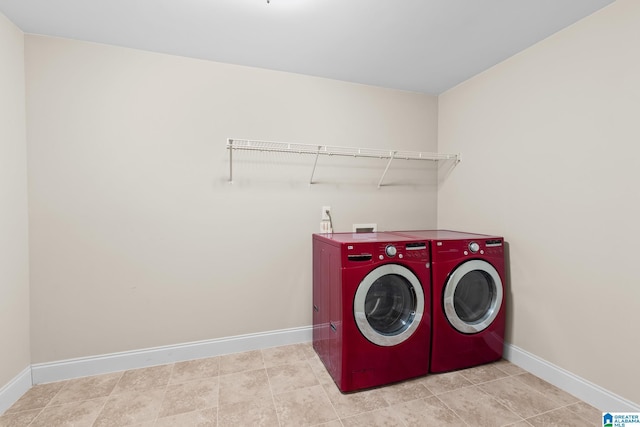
[377,151,396,188]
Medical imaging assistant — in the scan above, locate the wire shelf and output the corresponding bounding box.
[226,138,460,187]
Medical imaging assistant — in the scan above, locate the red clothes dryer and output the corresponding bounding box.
[312,232,431,392]
[394,230,506,373]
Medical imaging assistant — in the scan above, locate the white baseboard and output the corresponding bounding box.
[18,330,639,414]
[31,326,312,385]
[0,367,32,415]
[504,343,640,412]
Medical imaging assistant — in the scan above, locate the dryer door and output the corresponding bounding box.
[353,264,425,347]
[443,260,503,334]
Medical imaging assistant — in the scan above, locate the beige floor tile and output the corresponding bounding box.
[218,368,271,406]
[29,398,106,427]
[514,373,579,406]
[480,376,561,419]
[391,396,467,426]
[375,377,433,406]
[158,377,219,418]
[0,408,41,427]
[504,421,534,427]
[114,364,173,394]
[314,421,343,427]
[341,406,407,427]
[459,363,510,384]
[217,396,278,427]
[307,356,335,387]
[155,407,217,427]
[564,401,602,425]
[418,371,473,395]
[298,342,318,360]
[262,344,309,368]
[526,406,600,427]
[218,350,264,375]
[494,359,528,376]
[5,381,66,413]
[273,384,338,427]
[51,372,122,405]
[170,357,220,385]
[437,385,522,427]
[93,386,165,427]
[267,361,319,395]
[306,354,324,370]
[323,383,389,419]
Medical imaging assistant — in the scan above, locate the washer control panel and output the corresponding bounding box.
[345,241,429,263]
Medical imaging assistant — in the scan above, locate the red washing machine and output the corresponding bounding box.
[393,230,506,373]
[312,232,431,392]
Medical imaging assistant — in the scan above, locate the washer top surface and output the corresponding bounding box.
[314,232,417,244]
[394,230,502,240]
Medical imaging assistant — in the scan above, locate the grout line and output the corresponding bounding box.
[215,358,220,427]
[308,357,342,426]
[91,386,113,426]
[260,348,283,427]
[319,382,342,426]
[430,393,474,427]
[510,371,583,406]
[20,380,69,426]
[433,383,526,427]
[522,400,599,426]
[150,363,173,425]
[26,407,45,427]
[507,372,570,409]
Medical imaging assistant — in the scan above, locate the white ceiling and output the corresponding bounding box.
[0,0,615,94]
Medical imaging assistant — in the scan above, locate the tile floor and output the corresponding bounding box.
[0,342,601,426]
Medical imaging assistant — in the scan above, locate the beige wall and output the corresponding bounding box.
[438,0,639,405]
[0,12,30,386]
[25,35,438,363]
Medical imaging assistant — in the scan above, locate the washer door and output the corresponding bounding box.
[354,264,425,346]
[443,260,503,334]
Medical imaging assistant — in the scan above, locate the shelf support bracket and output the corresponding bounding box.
[309,146,321,185]
[228,139,233,183]
[378,151,396,188]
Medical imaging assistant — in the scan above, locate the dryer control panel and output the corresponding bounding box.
[434,238,504,258]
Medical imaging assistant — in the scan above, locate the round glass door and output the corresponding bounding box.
[443,260,503,334]
[353,264,425,346]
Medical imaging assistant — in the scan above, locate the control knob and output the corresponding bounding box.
[385,244,397,257]
[469,242,480,253]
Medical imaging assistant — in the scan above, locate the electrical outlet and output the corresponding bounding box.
[321,206,331,220]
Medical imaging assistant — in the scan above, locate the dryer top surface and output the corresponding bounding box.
[393,230,502,241]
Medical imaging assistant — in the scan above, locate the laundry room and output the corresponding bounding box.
[1,0,639,426]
